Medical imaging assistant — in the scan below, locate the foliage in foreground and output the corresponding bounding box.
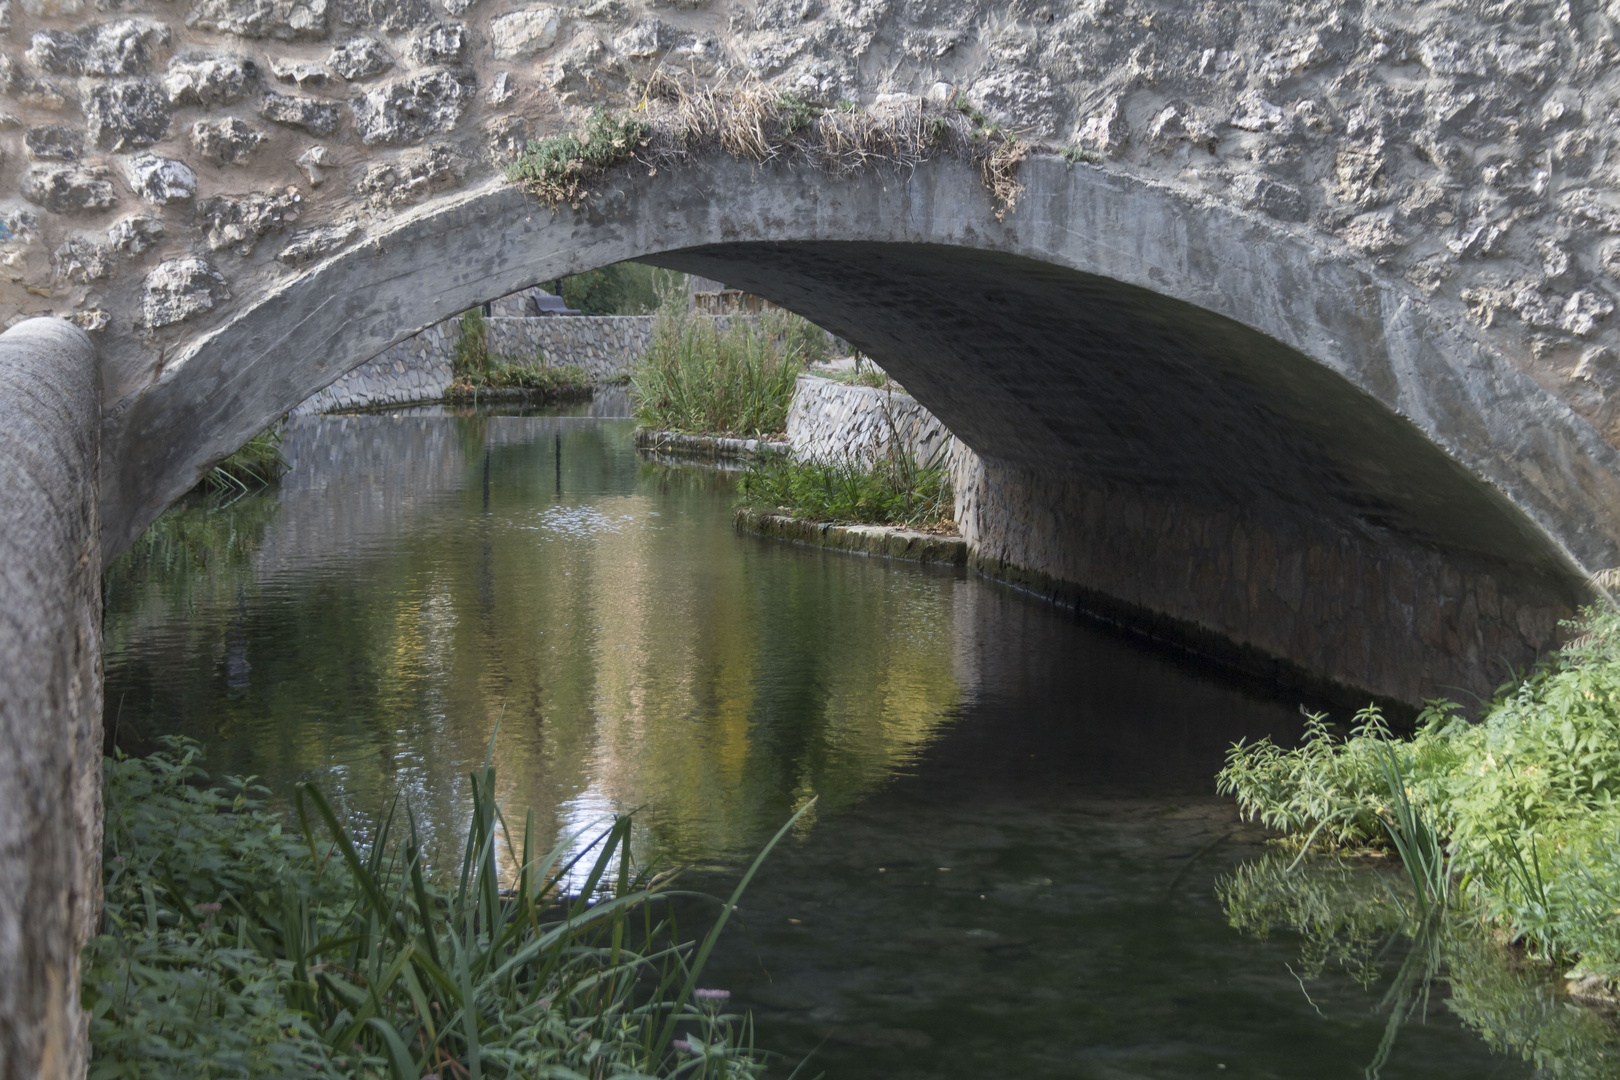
[736,443,954,531]
[86,739,795,1079]
[631,301,823,437]
[1218,604,1620,982]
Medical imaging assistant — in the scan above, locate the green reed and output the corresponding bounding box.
[630,299,819,438]
[86,737,805,1080]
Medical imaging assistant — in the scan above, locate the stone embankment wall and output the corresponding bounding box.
[292,314,651,414]
[784,371,1564,708]
[785,375,956,466]
[485,315,652,383]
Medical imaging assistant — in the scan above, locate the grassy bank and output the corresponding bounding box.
[630,302,825,438]
[736,445,953,531]
[1219,604,1620,990]
[448,309,594,402]
[86,739,797,1079]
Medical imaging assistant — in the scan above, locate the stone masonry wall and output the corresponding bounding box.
[951,451,1574,708]
[291,313,650,413]
[484,313,652,382]
[785,374,956,467]
[7,0,1620,458]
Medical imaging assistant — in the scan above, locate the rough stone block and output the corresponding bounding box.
[21,164,117,214]
[340,0,432,32]
[141,256,229,326]
[407,21,466,66]
[490,7,559,59]
[186,0,328,40]
[357,142,465,204]
[350,68,474,144]
[328,36,393,80]
[271,57,327,85]
[197,190,301,254]
[23,124,81,161]
[189,116,269,164]
[164,53,257,105]
[52,236,111,284]
[85,79,170,151]
[125,152,196,204]
[107,214,164,255]
[260,90,341,135]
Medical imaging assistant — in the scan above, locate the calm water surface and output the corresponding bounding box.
[105,401,1544,1079]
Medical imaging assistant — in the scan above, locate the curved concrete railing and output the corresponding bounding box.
[0,318,101,1080]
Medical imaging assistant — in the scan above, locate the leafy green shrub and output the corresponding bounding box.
[506,108,650,207]
[1218,605,1620,982]
[630,301,811,436]
[737,443,954,530]
[87,738,797,1079]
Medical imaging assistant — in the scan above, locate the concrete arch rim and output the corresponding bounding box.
[99,154,1620,591]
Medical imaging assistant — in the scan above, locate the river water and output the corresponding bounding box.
[104,403,1552,1079]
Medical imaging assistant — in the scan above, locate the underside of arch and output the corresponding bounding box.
[98,155,1620,704]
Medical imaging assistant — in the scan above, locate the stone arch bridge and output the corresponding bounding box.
[9,0,1620,1075]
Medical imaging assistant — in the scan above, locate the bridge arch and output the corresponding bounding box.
[101,154,1620,703]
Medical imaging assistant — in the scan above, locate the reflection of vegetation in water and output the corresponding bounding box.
[88,738,782,1079]
[105,421,963,871]
[103,490,279,629]
[1220,854,1620,1078]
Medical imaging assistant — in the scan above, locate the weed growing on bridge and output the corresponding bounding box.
[85,737,799,1080]
[1219,604,1620,993]
[505,107,651,207]
[631,300,815,436]
[507,78,1028,217]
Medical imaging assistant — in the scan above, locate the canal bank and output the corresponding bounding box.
[101,403,1602,1079]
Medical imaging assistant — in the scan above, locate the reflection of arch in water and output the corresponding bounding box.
[102,155,1620,703]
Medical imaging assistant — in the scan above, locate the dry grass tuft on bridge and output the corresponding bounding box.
[507,77,1028,217]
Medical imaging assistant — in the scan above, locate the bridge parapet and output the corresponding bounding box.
[0,317,101,1080]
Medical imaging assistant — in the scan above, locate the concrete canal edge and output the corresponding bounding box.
[634,429,790,460]
[735,507,968,566]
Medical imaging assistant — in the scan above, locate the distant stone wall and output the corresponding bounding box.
[291,319,457,416]
[291,314,653,414]
[785,375,955,467]
[485,315,653,383]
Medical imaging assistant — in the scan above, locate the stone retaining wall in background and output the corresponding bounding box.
[785,375,956,467]
[291,315,656,415]
[485,316,655,384]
